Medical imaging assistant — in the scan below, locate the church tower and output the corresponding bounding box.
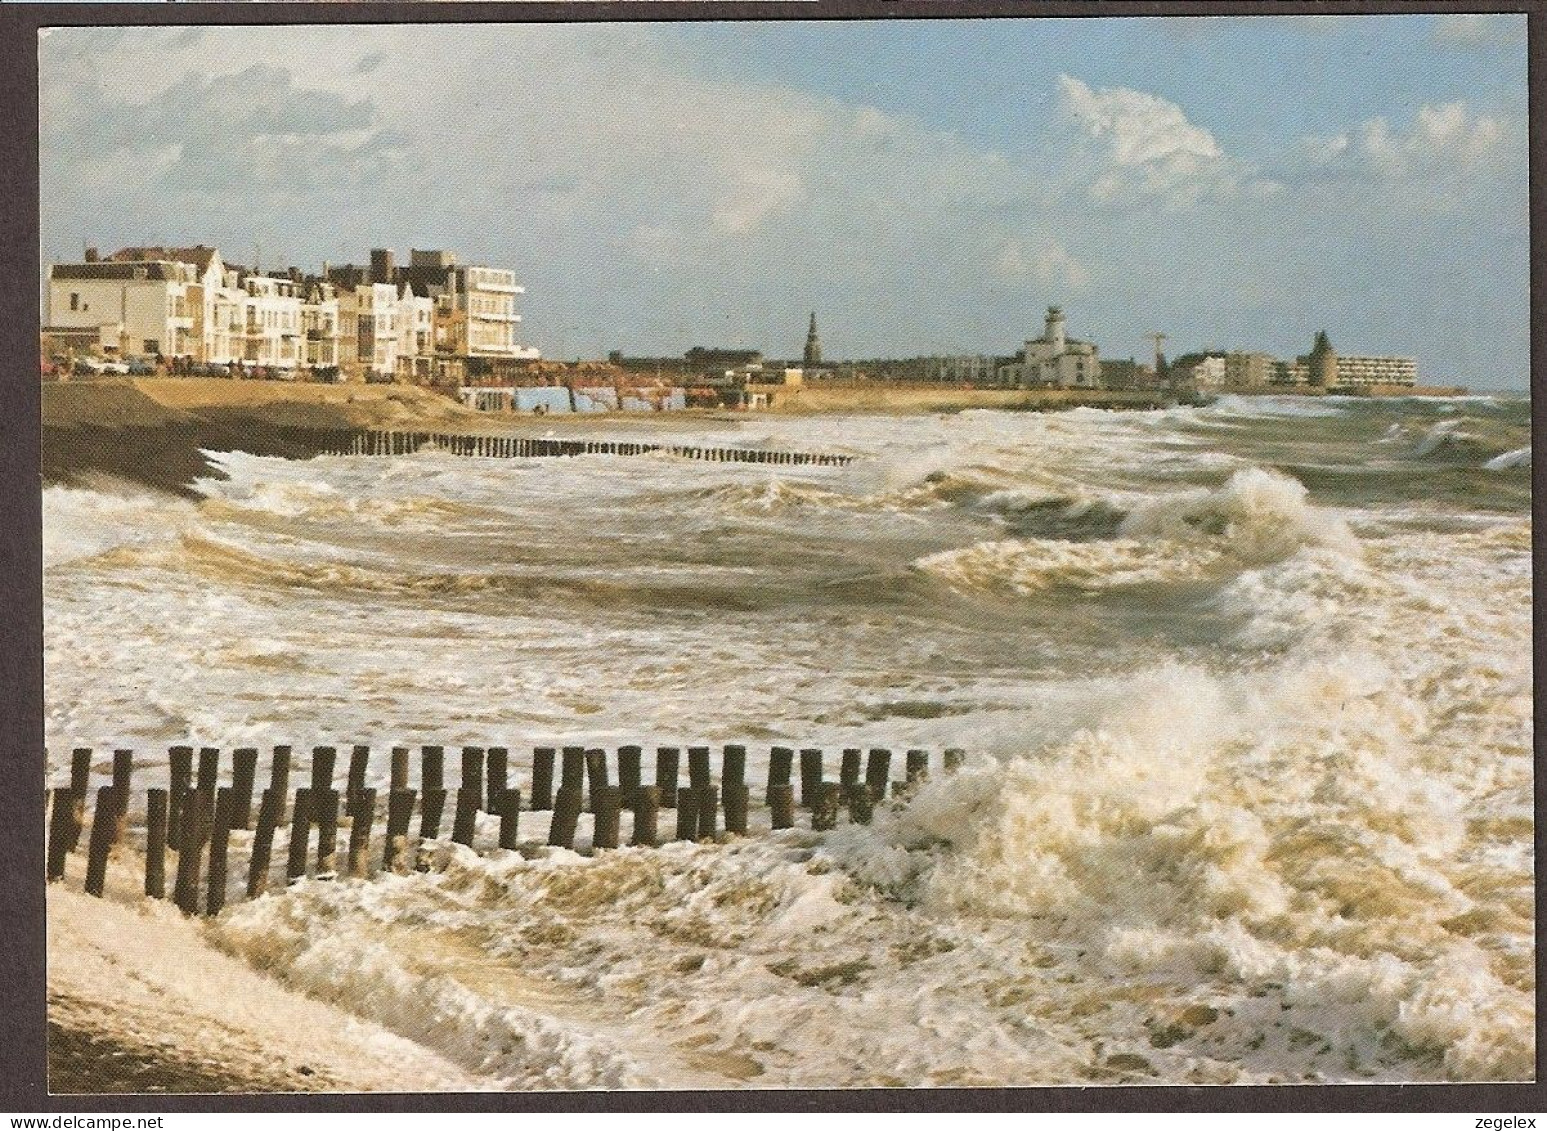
[803,311,823,367]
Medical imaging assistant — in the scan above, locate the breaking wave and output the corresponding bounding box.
[916,468,1360,599]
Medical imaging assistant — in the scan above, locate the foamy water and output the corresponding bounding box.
[45,395,1532,1086]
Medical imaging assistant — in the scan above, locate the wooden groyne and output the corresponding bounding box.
[45,742,965,917]
[317,430,853,467]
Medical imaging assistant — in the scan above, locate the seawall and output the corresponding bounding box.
[43,379,481,495]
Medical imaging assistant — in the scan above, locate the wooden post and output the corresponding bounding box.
[486,747,509,810]
[906,749,930,790]
[390,747,410,794]
[866,748,892,803]
[46,787,77,881]
[531,747,556,810]
[144,788,169,898]
[766,746,793,806]
[840,749,862,794]
[724,783,749,836]
[310,746,336,794]
[944,748,966,773]
[315,789,340,878]
[66,748,91,852]
[111,747,133,797]
[630,786,659,847]
[497,789,521,850]
[812,782,840,832]
[168,745,193,849]
[69,747,92,803]
[247,789,281,899]
[383,789,416,873]
[347,788,377,878]
[452,788,480,846]
[593,786,621,850]
[347,745,370,816]
[799,749,823,809]
[460,746,484,796]
[173,788,211,912]
[197,746,220,796]
[548,786,582,849]
[617,745,642,805]
[207,787,234,915]
[421,745,445,794]
[561,746,587,808]
[696,784,719,841]
[285,787,314,885]
[722,745,747,790]
[104,750,131,848]
[269,745,292,825]
[769,784,795,830]
[419,789,447,841]
[584,748,609,812]
[674,788,700,841]
[83,786,118,897]
[845,783,873,825]
[231,748,258,829]
[687,746,712,793]
[655,747,680,809]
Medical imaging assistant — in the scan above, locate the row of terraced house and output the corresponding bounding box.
[43,245,540,380]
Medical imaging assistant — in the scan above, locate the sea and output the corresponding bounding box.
[42,393,1534,1088]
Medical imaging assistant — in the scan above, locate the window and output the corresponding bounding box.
[69,293,79,311]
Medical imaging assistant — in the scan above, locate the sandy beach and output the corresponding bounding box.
[48,880,480,1094]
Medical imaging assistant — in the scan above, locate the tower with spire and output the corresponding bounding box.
[803,311,823,367]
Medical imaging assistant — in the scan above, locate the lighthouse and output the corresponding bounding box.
[1044,306,1066,353]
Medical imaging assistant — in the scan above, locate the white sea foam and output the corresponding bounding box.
[1484,446,1531,470]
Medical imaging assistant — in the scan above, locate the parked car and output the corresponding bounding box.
[75,357,129,376]
[125,357,158,376]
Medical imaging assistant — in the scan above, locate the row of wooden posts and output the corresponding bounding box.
[46,743,964,917]
[324,430,853,467]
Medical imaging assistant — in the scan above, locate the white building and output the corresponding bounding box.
[1181,354,1228,389]
[234,273,305,368]
[47,242,536,377]
[46,246,349,373]
[924,355,998,384]
[339,282,433,379]
[996,307,1102,389]
[301,283,341,369]
[46,257,200,359]
[398,249,540,360]
[1335,355,1417,387]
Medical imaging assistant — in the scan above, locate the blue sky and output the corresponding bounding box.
[39,16,1528,385]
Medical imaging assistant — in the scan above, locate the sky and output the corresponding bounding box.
[38,15,1529,385]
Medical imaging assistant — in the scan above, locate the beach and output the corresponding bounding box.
[43,389,1533,1089]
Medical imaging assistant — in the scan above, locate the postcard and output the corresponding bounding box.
[35,12,1532,1096]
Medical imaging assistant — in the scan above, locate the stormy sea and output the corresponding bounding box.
[43,394,1533,1088]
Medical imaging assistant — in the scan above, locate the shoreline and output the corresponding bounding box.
[42,377,1502,497]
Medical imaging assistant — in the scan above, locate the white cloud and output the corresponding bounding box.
[1055,74,1272,207]
[1297,101,1506,180]
[994,239,1089,291]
